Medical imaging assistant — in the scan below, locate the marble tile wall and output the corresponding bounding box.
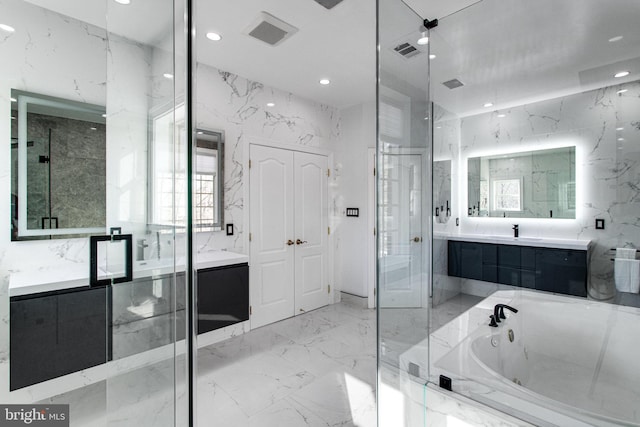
[194,62,341,254]
[448,82,640,300]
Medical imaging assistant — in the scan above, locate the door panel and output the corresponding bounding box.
[249,145,295,328]
[379,153,423,307]
[294,152,329,313]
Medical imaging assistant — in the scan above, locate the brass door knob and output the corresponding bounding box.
[296,239,308,245]
[287,239,295,246]
[412,237,421,242]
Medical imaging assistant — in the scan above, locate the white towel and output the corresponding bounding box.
[614,258,640,293]
[616,248,637,260]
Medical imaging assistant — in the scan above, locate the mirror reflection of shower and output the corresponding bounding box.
[10,90,107,241]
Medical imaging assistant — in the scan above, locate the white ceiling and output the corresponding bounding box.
[21,0,640,114]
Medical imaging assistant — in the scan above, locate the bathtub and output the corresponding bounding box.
[433,290,640,427]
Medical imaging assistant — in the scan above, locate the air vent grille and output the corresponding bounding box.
[313,0,344,9]
[442,79,464,89]
[394,42,421,59]
[245,12,298,47]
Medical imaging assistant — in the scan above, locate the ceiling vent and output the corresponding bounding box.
[393,42,421,59]
[442,79,465,89]
[313,0,345,9]
[245,12,298,46]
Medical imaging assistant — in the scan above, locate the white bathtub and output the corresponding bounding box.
[434,290,640,427]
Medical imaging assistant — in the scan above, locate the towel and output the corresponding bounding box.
[614,258,640,293]
[615,247,637,260]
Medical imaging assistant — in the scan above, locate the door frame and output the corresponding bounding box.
[245,137,335,328]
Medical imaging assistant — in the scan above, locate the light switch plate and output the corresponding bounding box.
[595,219,605,230]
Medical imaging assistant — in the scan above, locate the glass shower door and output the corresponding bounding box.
[1,0,190,425]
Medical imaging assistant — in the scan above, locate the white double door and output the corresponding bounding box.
[249,145,329,328]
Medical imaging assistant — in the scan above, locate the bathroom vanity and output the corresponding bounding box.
[448,235,590,297]
[9,251,248,390]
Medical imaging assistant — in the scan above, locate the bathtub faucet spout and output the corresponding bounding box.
[494,304,518,323]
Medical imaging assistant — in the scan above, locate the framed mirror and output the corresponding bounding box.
[149,107,224,231]
[10,90,107,240]
[467,146,576,219]
[194,129,224,230]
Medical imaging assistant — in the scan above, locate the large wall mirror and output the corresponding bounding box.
[467,146,576,219]
[10,90,106,240]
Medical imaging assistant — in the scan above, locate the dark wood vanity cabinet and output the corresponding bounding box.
[10,286,109,391]
[197,263,249,335]
[448,241,587,297]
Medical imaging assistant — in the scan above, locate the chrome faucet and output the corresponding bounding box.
[513,224,519,238]
[489,304,518,327]
[136,238,148,261]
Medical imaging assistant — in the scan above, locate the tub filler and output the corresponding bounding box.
[432,290,640,427]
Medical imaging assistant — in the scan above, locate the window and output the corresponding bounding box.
[492,178,522,211]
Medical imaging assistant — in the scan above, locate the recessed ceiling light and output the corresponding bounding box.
[417,32,429,45]
[10,97,17,102]
[114,0,131,4]
[616,127,624,131]
[206,32,222,41]
[423,117,429,120]
[618,137,625,141]
[90,127,97,131]
[484,102,493,108]
[614,71,630,78]
[319,79,330,85]
[436,126,441,129]
[11,116,16,120]
[197,131,203,135]
[609,36,623,42]
[163,73,174,79]
[266,102,275,107]
[429,54,436,59]
[0,24,15,32]
[101,113,107,118]
[497,114,506,118]
[617,89,628,94]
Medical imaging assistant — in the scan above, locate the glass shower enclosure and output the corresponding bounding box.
[1,0,191,425]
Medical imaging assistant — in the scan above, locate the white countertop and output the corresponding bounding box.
[9,251,249,297]
[446,233,591,250]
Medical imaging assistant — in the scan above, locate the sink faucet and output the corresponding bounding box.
[136,239,148,261]
[489,304,518,327]
[513,224,519,238]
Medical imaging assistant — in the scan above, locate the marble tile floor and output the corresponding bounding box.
[379,293,483,367]
[37,294,481,427]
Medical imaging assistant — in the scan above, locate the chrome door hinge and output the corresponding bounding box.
[249,305,252,315]
[373,167,376,176]
[327,168,330,177]
[249,233,252,242]
[249,159,252,169]
[373,228,376,236]
[328,227,330,235]
[328,285,331,294]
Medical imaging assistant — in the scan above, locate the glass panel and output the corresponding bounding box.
[1,0,189,426]
[377,0,431,425]
[429,0,640,426]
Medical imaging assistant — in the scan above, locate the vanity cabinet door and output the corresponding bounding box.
[520,247,537,288]
[197,263,249,334]
[497,245,521,286]
[10,287,108,390]
[10,295,58,390]
[535,249,587,297]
